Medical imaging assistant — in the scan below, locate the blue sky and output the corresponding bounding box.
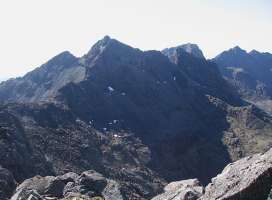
[0,0,271,79]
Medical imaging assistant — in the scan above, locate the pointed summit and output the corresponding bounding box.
[44,51,77,68]
[84,36,142,66]
[232,46,243,50]
[162,43,205,60]
[214,46,248,61]
[102,35,111,41]
[229,46,247,55]
[249,49,260,55]
[86,35,113,57]
[179,43,205,59]
[95,35,112,48]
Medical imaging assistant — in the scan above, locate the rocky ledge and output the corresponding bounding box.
[152,148,272,200]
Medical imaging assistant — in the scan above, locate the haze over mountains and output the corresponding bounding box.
[0,36,272,200]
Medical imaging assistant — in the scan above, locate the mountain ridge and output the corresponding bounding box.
[213,45,272,115]
[0,36,272,200]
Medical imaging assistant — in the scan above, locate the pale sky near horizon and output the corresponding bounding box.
[0,0,271,80]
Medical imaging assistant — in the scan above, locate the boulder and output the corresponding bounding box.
[200,148,272,200]
[102,180,123,200]
[15,175,65,198]
[63,196,103,200]
[151,179,204,200]
[77,170,107,195]
[63,171,123,199]
[63,181,94,197]
[10,189,45,200]
[10,170,125,200]
[59,172,79,184]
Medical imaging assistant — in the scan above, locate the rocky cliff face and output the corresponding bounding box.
[0,36,272,199]
[213,46,272,115]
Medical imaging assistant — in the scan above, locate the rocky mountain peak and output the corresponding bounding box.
[213,45,272,115]
[179,43,205,59]
[232,45,244,51]
[85,36,113,60]
[37,51,77,70]
[219,46,248,57]
[91,35,112,51]
[84,36,141,66]
[162,43,205,61]
[249,49,260,55]
[231,46,248,54]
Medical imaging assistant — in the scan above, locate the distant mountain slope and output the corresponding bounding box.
[213,46,272,114]
[0,36,272,200]
[0,52,85,103]
[0,103,165,200]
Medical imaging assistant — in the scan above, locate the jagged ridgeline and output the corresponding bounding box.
[0,36,272,200]
[213,46,272,115]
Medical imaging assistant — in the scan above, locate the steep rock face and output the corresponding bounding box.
[213,47,272,114]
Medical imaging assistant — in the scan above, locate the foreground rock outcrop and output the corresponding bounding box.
[201,148,272,200]
[151,179,204,200]
[152,148,272,200]
[10,170,123,200]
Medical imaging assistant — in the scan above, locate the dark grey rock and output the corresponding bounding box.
[76,170,107,196]
[15,175,65,198]
[0,166,16,200]
[10,189,45,200]
[59,172,79,184]
[102,179,123,200]
[10,170,124,200]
